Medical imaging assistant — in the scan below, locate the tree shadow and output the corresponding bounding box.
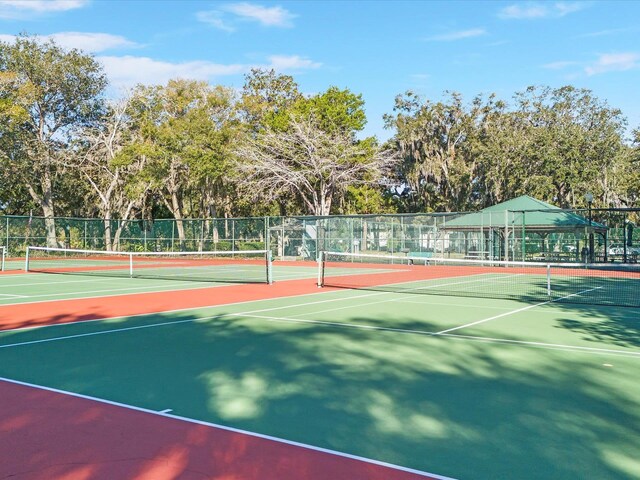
[0,307,638,480]
[547,299,640,350]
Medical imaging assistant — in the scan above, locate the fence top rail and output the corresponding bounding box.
[0,215,270,222]
[26,246,269,257]
[3,207,639,225]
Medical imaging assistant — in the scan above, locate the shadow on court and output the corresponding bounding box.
[549,302,640,350]
[0,306,638,480]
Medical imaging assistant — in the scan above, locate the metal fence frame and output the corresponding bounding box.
[2,208,639,264]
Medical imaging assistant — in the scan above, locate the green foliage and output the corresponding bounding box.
[125,79,240,221]
[239,68,302,131]
[291,86,367,136]
[0,37,638,221]
[387,86,632,213]
[338,185,396,214]
[0,34,107,228]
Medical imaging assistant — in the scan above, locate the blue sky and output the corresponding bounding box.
[1,0,639,140]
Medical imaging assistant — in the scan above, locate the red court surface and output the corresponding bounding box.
[0,268,457,480]
[0,267,454,331]
[0,379,446,480]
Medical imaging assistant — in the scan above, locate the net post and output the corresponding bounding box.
[129,253,133,278]
[546,263,551,296]
[317,250,324,287]
[1,246,4,271]
[24,246,30,272]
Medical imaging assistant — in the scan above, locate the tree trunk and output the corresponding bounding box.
[40,168,59,248]
[103,208,113,251]
[113,219,130,251]
[171,192,186,251]
[27,168,58,248]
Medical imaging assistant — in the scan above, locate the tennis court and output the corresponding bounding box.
[1,250,639,480]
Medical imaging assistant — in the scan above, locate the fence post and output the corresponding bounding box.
[504,209,509,262]
[171,221,175,252]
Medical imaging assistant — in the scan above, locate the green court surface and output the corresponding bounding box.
[0,264,317,305]
[0,275,639,480]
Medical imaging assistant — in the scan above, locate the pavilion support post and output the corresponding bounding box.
[521,211,526,262]
[623,213,628,263]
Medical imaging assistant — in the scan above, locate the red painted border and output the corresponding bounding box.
[0,379,442,480]
[0,277,320,330]
[0,265,459,480]
[0,266,429,331]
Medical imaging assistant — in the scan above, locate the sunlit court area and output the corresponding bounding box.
[1,237,639,480]
[2,0,640,479]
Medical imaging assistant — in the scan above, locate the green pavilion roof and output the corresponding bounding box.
[442,195,607,232]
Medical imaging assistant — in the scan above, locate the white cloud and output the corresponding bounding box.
[223,2,295,27]
[267,54,321,70]
[99,54,320,89]
[0,32,136,53]
[0,0,88,18]
[542,60,579,70]
[197,2,296,31]
[499,4,547,19]
[585,53,640,76]
[485,40,509,47]
[577,27,635,38]
[49,32,136,52]
[196,10,235,32]
[427,28,486,41]
[499,2,588,19]
[554,1,587,16]
[98,56,246,88]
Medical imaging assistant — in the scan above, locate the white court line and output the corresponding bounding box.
[276,274,527,321]
[230,312,640,358]
[0,316,206,349]
[0,274,521,348]
[440,333,640,357]
[0,283,454,347]
[0,294,27,298]
[2,285,638,359]
[0,282,349,334]
[0,271,533,335]
[434,287,604,335]
[230,273,520,318]
[0,376,454,480]
[399,299,516,310]
[0,277,120,288]
[3,271,262,285]
[0,270,615,353]
[0,280,236,307]
[0,271,315,307]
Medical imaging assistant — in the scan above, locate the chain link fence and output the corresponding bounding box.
[2,208,639,270]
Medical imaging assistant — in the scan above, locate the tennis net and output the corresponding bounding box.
[318,251,640,307]
[26,246,273,284]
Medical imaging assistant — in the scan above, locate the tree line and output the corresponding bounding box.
[0,35,638,248]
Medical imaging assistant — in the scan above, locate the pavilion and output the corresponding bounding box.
[441,195,608,262]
